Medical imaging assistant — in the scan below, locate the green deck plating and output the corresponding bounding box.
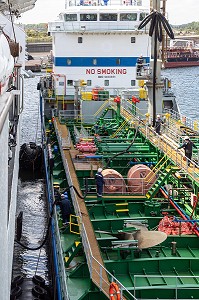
[44,100,199,300]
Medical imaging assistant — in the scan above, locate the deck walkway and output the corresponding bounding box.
[55,119,112,299]
[120,106,199,184]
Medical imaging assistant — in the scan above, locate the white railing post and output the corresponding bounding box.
[100,265,103,289]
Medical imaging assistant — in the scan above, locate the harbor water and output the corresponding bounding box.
[162,66,199,119]
[12,74,50,285]
[12,66,199,287]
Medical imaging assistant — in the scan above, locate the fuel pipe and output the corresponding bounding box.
[160,187,199,237]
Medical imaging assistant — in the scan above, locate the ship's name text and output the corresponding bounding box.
[86,68,127,75]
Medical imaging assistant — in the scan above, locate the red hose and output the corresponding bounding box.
[160,188,199,237]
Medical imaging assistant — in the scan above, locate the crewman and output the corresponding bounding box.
[177,136,197,166]
[95,168,105,197]
[155,115,164,135]
[136,55,144,75]
[58,193,72,225]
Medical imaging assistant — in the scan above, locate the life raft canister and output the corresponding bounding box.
[109,282,121,300]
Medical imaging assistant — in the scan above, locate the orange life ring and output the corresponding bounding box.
[109,282,121,300]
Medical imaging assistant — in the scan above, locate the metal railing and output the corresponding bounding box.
[58,127,72,149]
[65,0,142,8]
[134,275,199,300]
[136,63,152,78]
[48,20,148,33]
[117,105,199,183]
[86,254,138,300]
[54,118,138,299]
[79,176,159,196]
[165,108,199,132]
[143,124,199,182]
[58,110,76,120]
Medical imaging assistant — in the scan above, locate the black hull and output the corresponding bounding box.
[165,56,199,68]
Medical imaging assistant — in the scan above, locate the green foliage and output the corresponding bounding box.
[24,23,52,42]
[172,22,199,35]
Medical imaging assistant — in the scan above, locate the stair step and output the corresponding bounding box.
[53,182,60,188]
[65,256,69,262]
[75,241,81,247]
[116,209,129,212]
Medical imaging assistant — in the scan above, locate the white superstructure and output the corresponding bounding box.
[48,0,150,97]
[0,2,37,298]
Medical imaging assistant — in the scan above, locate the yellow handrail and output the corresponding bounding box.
[145,157,171,184]
[55,94,65,109]
[93,100,109,117]
[70,214,81,235]
[110,120,129,138]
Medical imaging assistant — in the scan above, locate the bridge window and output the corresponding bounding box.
[64,14,77,21]
[116,58,120,65]
[80,14,97,21]
[131,37,136,43]
[93,58,97,65]
[87,80,92,86]
[131,80,136,86]
[139,13,147,21]
[78,37,83,43]
[120,13,137,21]
[100,13,117,21]
[67,80,73,86]
[104,80,109,86]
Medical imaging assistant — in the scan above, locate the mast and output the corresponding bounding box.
[161,0,167,67]
[146,0,164,124]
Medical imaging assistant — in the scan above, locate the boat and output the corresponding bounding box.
[164,38,199,68]
[0,1,38,299]
[38,0,199,299]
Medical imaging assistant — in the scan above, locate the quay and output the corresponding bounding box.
[25,42,52,72]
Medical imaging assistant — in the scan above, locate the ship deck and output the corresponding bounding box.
[45,100,199,299]
[55,120,110,298]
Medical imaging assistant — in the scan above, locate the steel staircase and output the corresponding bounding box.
[146,166,180,200]
[110,118,131,138]
[64,240,82,267]
[93,100,110,117]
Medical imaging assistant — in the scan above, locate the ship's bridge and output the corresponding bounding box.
[48,5,149,33]
[65,0,143,8]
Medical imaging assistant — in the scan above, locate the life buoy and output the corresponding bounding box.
[109,282,121,300]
